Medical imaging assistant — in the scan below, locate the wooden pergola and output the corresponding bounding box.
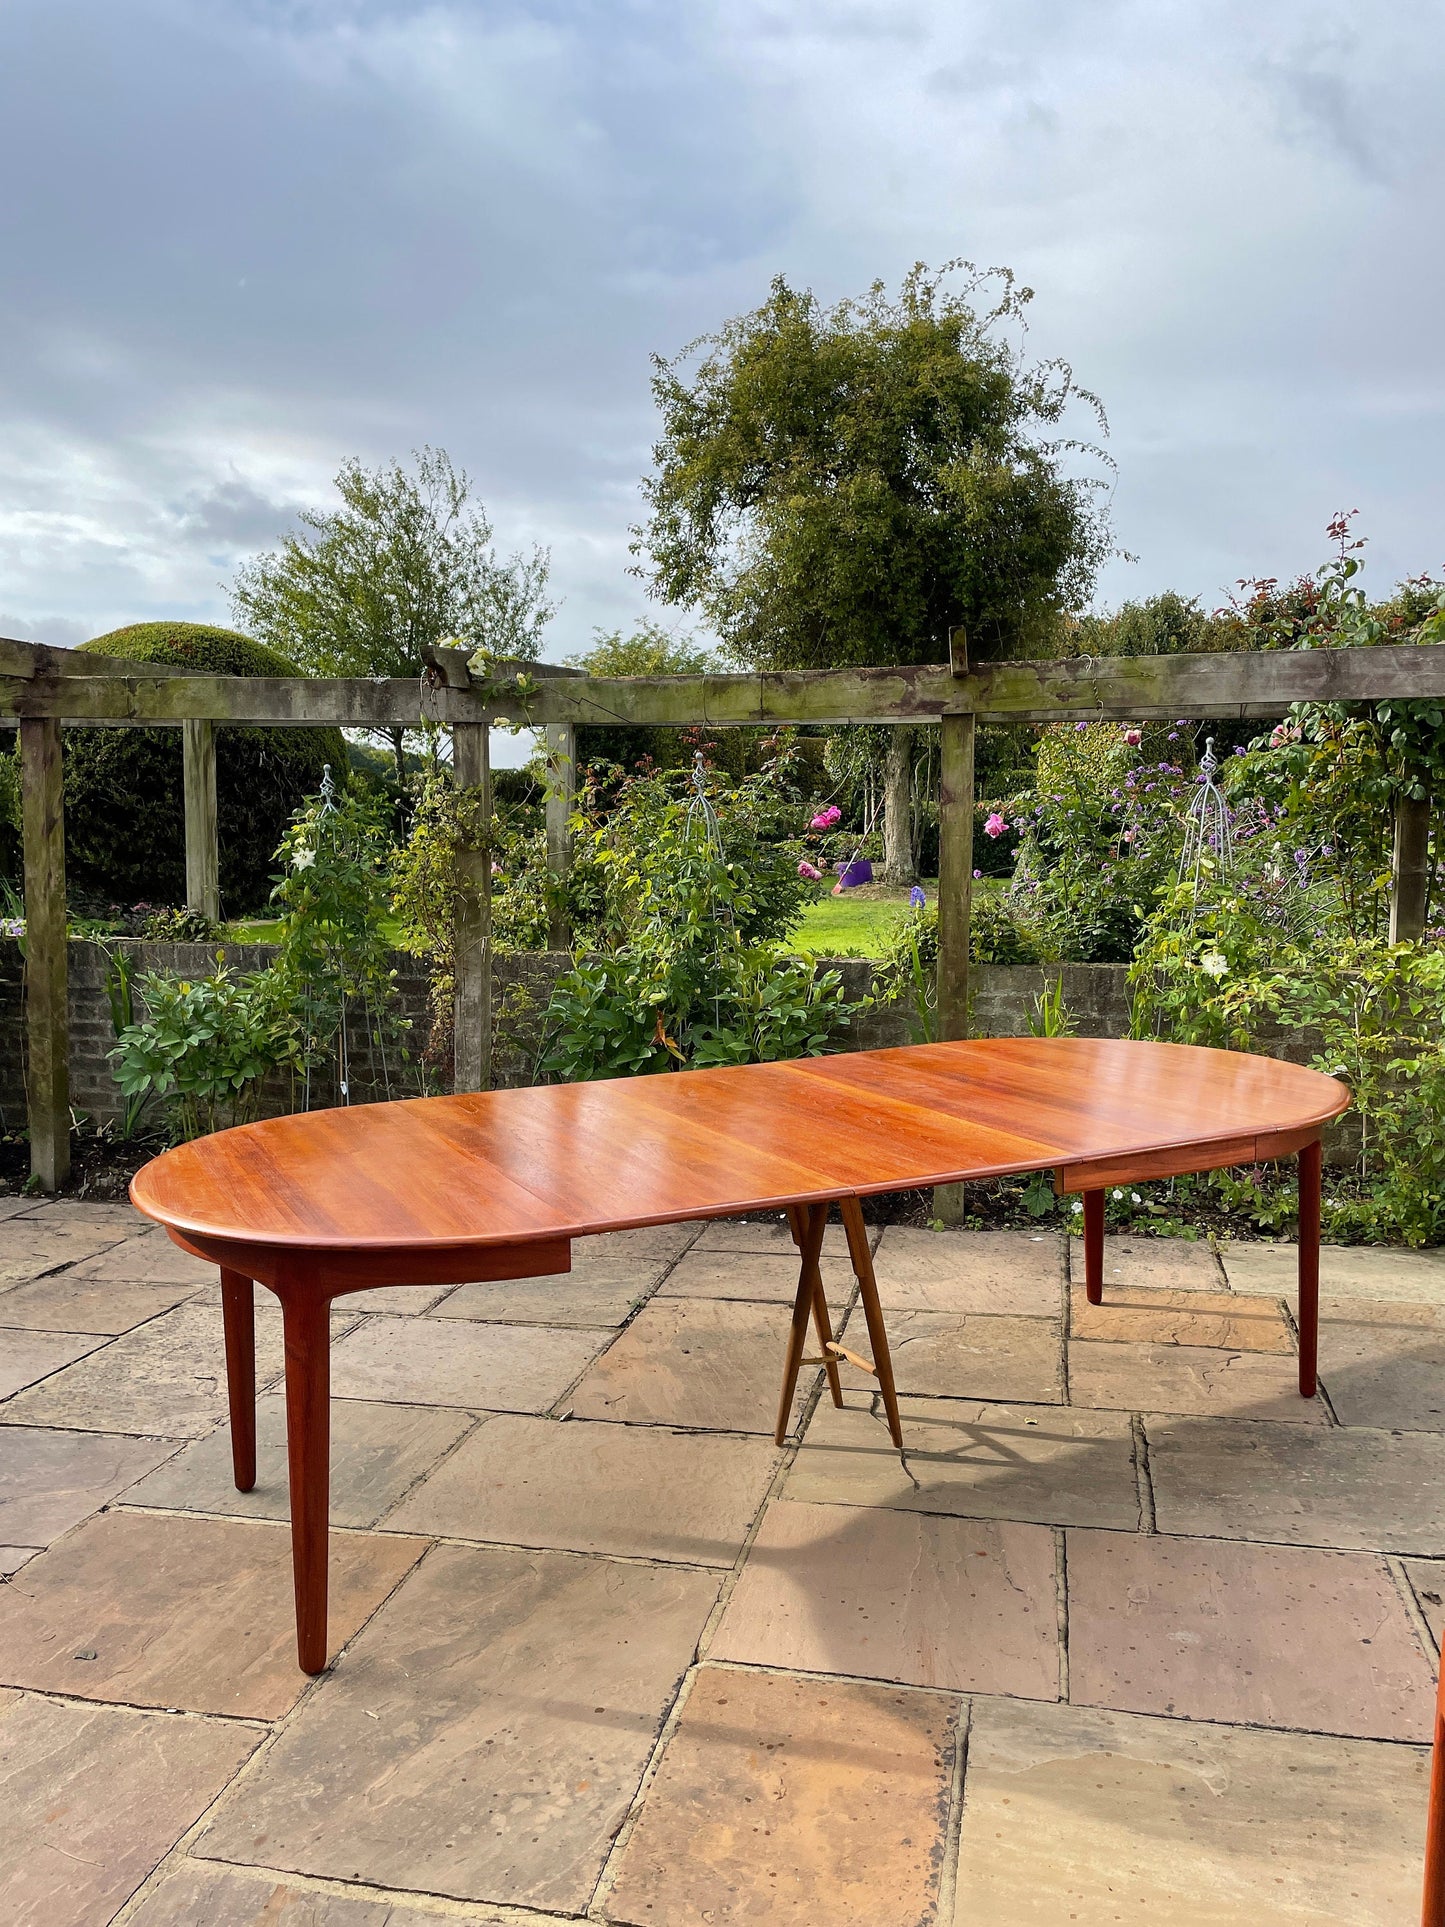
[4,630,1442,1191]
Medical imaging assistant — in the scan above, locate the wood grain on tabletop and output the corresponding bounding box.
[130,1038,1349,1254]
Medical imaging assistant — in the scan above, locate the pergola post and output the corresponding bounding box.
[933,710,976,1224]
[1388,781,1431,944]
[183,718,220,923]
[451,722,492,1094]
[19,716,70,1189]
[543,722,576,951]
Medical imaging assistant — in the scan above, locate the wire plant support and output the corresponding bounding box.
[1178,735,1234,907]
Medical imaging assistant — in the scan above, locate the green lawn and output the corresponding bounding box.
[223,883,936,959]
[787,881,935,958]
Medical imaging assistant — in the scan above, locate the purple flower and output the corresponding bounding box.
[1167,731,1179,741]
[1233,746,1246,756]
[1294,849,1308,866]
[909,885,926,909]
[973,868,983,879]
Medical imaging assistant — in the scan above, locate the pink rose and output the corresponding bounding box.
[809,805,842,830]
[984,812,1008,839]
[797,860,822,880]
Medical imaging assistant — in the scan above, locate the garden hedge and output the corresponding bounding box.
[62,623,346,915]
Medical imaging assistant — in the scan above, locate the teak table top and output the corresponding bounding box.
[132,1037,1349,1259]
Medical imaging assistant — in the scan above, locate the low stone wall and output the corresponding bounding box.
[0,937,1249,1137]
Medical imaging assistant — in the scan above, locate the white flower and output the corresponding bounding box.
[1131,1192,1142,1205]
[292,848,316,871]
[1112,1188,1124,1200]
[1070,1200,1084,1215]
[1200,952,1228,978]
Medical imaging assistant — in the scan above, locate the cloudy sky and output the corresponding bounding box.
[2,0,1442,666]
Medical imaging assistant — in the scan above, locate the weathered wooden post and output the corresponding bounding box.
[543,722,575,951]
[932,638,977,1223]
[1388,783,1431,943]
[183,718,220,922]
[451,722,492,1094]
[19,716,70,1189]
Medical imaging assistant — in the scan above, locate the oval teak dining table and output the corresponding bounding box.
[130,1036,1349,1681]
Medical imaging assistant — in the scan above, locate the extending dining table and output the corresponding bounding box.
[132,1035,1347,1680]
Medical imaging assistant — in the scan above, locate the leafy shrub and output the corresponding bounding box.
[63,623,345,915]
[1008,721,1195,962]
[138,906,223,942]
[538,764,854,1078]
[1130,879,1445,1245]
[110,964,295,1140]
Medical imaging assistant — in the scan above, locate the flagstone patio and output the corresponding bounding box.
[2,1197,1443,1924]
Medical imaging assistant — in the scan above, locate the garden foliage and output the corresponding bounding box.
[62,624,343,915]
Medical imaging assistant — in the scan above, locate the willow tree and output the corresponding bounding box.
[634,262,1111,878]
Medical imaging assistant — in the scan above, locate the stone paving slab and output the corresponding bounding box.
[68,1225,217,1285]
[126,1863,509,1925]
[331,1283,456,1315]
[789,1390,1139,1530]
[605,1664,958,1927]
[1318,1300,1445,1431]
[656,1250,854,1306]
[0,1222,135,1284]
[1146,1415,1445,1554]
[124,1394,472,1529]
[952,1696,1431,1926]
[0,1510,426,1720]
[330,1314,605,1413]
[0,1272,197,1333]
[841,1305,1063,1403]
[0,1546,38,1575]
[432,1273,647,1326]
[1066,1529,1436,1739]
[1070,1283,1294,1351]
[387,1412,779,1565]
[1404,1558,1445,1652]
[712,1496,1058,1696]
[566,1297,813,1434]
[0,1691,258,1927]
[10,1199,149,1230]
[1069,1339,1324,1422]
[692,1215,853,1259]
[0,1326,108,1400]
[1071,1234,1225,1293]
[1223,1240,1445,1303]
[0,1425,179,1548]
[0,1300,286,1437]
[196,1543,719,1914]
[872,1226,1063,1315]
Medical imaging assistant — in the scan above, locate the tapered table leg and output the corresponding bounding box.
[776,1204,831,1445]
[1083,1189,1105,1305]
[220,1269,256,1492]
[1422,1671,1445,1926]
[1298,1138,1321,1399]
[789,1204,843,1410]
[839,1197,903,1449]
[278,1280,332,1675]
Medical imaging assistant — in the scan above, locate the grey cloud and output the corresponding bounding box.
[0,0,1441,658]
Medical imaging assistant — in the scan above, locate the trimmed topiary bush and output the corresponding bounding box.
[63,623,346,915]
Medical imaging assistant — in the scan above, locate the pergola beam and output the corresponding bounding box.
[5,642,1445,729]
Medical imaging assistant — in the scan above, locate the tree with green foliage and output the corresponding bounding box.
[635,263,1110,875]
[62,623,344,915]
[564,619,729,776]
[636,262,1110,669]
[232,446,553,784]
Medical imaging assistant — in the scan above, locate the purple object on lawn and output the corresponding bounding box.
[834,858,873,888]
